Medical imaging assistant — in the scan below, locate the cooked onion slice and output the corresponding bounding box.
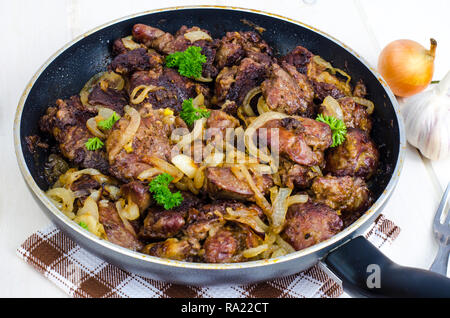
[275,235,296,254]
[204,151,224,167]
[313,55,351,85]
[98,107,116,119]
[286,194,308,207]
[352,97,375,114]
[195,75,213,82]
[171,154,198,178]
[244,111,289,163]
[59,168,101,187]
[46,188,75,219]
[242,87,261,116]
[184,30,212,42]
[149,156,184,182]
[271,247,288,258]
[116,197,140,221]
[322,96,344,121]
[239,165,272,215]
[86,117,106,139]
[108,106,140,161]
[257,96,271,115]
[104,185,120,201]
[137,167,163,181]
[192,93,205,107]
[121,35,144,50]
[242,244,269,258]
[130,85,165,104]
[77,193,100,219]
[175,117,206,148]
[80,71,124,107]
[193,166,206,189]
[73,191,105,237]
[225,208,269,234]
[271,188,292,233]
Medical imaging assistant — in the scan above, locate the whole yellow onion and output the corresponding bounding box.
[378,39,437,97]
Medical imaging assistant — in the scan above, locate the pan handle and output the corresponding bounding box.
[324,236,450,298]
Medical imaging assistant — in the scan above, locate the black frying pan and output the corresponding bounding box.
[14,6,450,297]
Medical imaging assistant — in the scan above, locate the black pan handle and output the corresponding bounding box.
[324,236,450,298]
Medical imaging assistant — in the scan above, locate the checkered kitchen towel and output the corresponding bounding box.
[16,214,400,298]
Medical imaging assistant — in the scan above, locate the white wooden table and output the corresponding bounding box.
[1,0,449,298]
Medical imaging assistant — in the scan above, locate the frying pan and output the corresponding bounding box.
[14,6,450,297]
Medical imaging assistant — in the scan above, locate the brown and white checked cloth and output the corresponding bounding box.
[16,214,400,298]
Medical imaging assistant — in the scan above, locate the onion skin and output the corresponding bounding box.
[378,39,436,97]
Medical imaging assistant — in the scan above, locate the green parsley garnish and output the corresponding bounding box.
[79,221,89,230]
[98,111,120,130]
[166,46,207,79]
[316,114,347,147]
[85,137,104,151]
[149,173,184,210]
[180,98,211,126]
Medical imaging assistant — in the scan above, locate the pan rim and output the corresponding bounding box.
[13,5,406,271]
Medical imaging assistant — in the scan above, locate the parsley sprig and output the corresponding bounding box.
[180,98,211,126]
[166,46,206,79]
[149,173,184,210]
[316,114,347,147]
[85,137,104,151]
[79,221,89,230]
[98,112,120,130]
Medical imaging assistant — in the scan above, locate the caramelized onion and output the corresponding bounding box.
[313,55,351,86]
[275,235,296,254]
[321,96,344,121]
[225,208,269,234]
[149,156,183,182]
[130,85,165,104]
[244,111,289,163]
[195,75,213,82]
[59,168,101,187]
[171,154,198,178]
[286,194,308,207]
[86,117,106,139]
[204,151,224,167]
[116,197,140,221]
[352,97,375,114]
[242,87,261,116]
[239,165,272,214]
[137,167,163,181]
[271,188,292,233]
[98,107,116,119]
[107,106,140,161]
[46,188,75,219]
[77,194,100,220]
[184,30,212,42]
[193,166,206,189]
[175,117,206,148]
[256,96,271,115]
[74,213,106,238]
[80,71,124,107]
[242,244,269,258]
[121,36,144,50]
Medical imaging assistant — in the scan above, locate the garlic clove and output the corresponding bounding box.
[401,70,450,161]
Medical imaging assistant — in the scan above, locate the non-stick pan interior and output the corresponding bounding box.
[19,8,400,203]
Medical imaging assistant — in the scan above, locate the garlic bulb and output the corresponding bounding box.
[401,70,450,160]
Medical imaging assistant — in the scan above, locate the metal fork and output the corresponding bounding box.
[430,182,450,276]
